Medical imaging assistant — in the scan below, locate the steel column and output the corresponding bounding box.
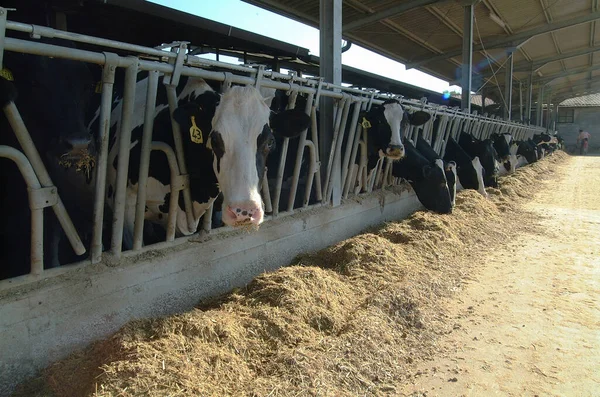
[504,51,514,120]
[461,3,474,112]
[319,0,343,206]
[536,85,545,126]
[91,53,118,263]
[110,58,139,257]
[519,80,523,122]
[526,73,533,123]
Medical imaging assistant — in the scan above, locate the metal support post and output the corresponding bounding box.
[526,72,533,123]
[319,0,342,206]
[91,53,118,263]
[132,70,159,250]
[519,80,524,122]
[111,58,139,257]
[504,50,514,120]
[536,85,545,126]
[461,3,475,112]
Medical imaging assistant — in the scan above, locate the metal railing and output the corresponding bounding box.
[0,11,546,281]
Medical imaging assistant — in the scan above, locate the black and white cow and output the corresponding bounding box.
[99,76,310,248]
[443,136,487,197]
[516,139,538,165]
[416,135,457,208]
[491,132,517,174]
[458,132,500,188]
[0,39,97,279]
[392,140,453,214]
[362,100,431,170]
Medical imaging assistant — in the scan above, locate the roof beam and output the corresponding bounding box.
[480,44,600,76]
[535,64,600,84]
[406,11,600,69]
[343,0,443,32]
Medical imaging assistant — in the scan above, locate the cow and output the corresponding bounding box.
[392,140,452,214]
[516,139,538,165]
[98,76,310,249]
[443,137,487,197]
[458,132,500,188]
[491,132,517,174]
[0,39,97,279]
[416,135,457,208]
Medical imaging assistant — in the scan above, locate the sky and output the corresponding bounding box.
[148,0,462,94]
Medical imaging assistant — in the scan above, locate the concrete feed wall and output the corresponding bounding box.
[0,189,421,396]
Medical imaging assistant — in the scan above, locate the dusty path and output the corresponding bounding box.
[399,155,600,397]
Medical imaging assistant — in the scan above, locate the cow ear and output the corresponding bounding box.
[172,103,200,127]
[406,110,431,126]
[195,91,221,117]
[0,77,18,107]
[270,109,311,138]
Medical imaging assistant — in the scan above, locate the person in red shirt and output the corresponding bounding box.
[577,129,591,155]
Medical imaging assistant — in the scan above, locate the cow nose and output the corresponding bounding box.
[224,202,264,226]
[62,136,93,155]
[386,144,405,159]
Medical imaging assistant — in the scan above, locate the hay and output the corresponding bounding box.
[13,152,569,397]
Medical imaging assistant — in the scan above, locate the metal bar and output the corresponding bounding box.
[132,70,159,251]
[165,84,196,233]
[91,53,118,263]
[526,73,533,123]
[110,59,139,256]
[150,142,181,241]
[0,7,8,68]
[0,145,45,275]
[461,3,474,112]
[326,96,352,203]
[536,85,545,126]
[340,99,362,194]
[323,97,348,201]
[287,92,315,212]
[504,51,514,120]
[3,102,85,256]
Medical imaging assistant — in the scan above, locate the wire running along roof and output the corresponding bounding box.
[242,0,600,105]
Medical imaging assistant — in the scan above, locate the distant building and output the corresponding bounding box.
[556,94,600,151]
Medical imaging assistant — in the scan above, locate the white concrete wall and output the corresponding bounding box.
[0,189,421,395]
[556,107,600,152]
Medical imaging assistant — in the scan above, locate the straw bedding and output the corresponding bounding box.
[14,152,568,397]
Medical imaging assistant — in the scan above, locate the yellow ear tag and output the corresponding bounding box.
[0,68,14,81]
[95,81,102,93]
[189,115,203,144]
[361,117,371,129]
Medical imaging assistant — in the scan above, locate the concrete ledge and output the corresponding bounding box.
[0,188,421,395]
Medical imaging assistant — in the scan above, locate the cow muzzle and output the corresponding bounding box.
[385,144,405,160]
[223,201,264,227]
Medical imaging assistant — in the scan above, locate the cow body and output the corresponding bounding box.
[443,137,487,197]
[459,132,500,188]
[392,141,452,214]
[416,135,457,208]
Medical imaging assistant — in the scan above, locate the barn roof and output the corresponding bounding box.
[242,0,600,104]
[559,93,600,107]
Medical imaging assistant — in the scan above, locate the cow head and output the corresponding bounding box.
[180,85,310,227]
[491,132,512,162]
[414,159,453,214]
[518,140,537,164]
[4,39,96,170]
[479,139,500,188]
[363,99,430,161]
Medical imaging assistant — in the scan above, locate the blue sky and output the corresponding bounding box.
[149,0,461,93]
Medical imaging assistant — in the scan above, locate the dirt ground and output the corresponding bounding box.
[398,155,600,397]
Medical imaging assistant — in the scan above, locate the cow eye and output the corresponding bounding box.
[267,136,276,150]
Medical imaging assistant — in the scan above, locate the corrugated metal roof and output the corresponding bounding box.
[243,0,600,105]
[559,93,600,106]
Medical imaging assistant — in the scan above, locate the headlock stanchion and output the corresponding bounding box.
[0,14,547,280]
